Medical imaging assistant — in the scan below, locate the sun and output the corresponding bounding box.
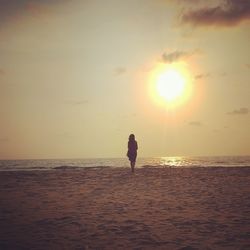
[156,68,185,102]
[148,62,193,108]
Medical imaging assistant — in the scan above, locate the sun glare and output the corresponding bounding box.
[156,69,185,101]
[148,63,193,109]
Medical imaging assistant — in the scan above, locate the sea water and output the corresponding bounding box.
[0,156,250,171]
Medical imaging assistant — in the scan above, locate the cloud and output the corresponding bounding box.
[195,71,227,79]
[227,107,249,115]
[218,72,227,77]
[114,67,127,76]
[161,50,194,63]
[0,0,62,27]
[188,121,203,126]
[181,0,250,27]
[177,0,201,3]
[195,73,211,79]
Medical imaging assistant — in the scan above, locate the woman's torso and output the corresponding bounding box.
[128,140,137,152]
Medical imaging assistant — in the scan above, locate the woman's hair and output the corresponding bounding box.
[129,134,135,141]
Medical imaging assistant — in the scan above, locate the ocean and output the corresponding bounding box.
[0,156,250,171]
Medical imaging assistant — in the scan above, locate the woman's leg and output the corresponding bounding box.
[131,161,135,173]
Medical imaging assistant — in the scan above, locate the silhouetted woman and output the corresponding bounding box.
[127,134,138,173]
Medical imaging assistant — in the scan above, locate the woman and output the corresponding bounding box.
[127,134,138,173]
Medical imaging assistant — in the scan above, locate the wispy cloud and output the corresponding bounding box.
[218,72,227,77]
[188,121,203,127]
[227,107,249,115]
[114,67,127,76]
[195,71,227,79]
[161,50,195,63]
[181,0,250,27]
[195,73,211,79]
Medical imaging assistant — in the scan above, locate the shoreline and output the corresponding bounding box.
[1,167,250,249]
[0,165,250,172]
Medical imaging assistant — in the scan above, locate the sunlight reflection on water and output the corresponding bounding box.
[159,156,184,167]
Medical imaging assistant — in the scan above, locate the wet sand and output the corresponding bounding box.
[0,167,250,249]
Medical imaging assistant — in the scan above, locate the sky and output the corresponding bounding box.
[0,0,250,159]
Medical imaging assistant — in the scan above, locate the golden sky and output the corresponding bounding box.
[0,0,250,159]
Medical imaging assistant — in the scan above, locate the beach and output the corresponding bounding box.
[0,167,250,250]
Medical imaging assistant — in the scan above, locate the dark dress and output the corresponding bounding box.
[127,140,138,162]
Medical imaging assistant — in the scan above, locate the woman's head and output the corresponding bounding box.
[129,134,135,141]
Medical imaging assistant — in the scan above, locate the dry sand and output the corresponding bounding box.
[0,167,250,250]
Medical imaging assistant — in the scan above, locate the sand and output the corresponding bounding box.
[0,167,250,250]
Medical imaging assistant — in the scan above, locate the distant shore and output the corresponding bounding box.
[0,167,250,249]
